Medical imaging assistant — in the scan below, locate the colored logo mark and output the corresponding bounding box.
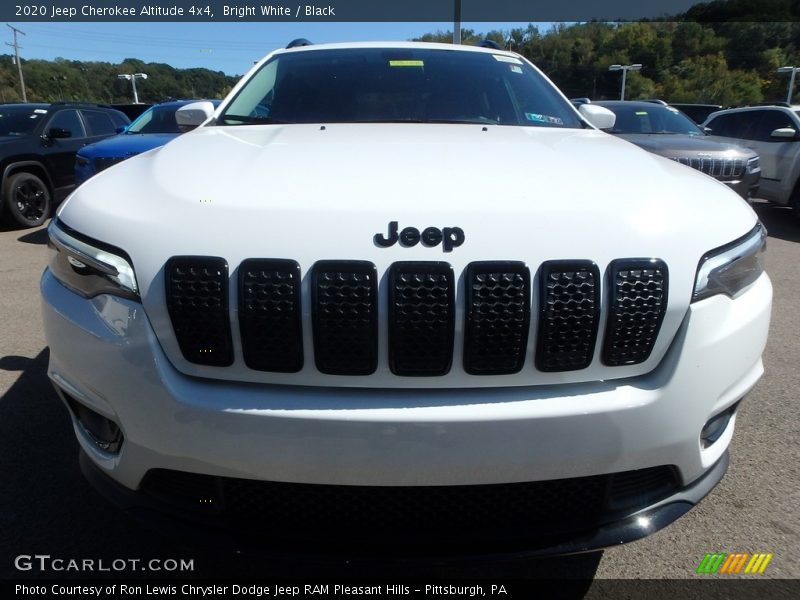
[696,552,773,574]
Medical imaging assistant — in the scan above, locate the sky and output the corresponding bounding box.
[4,22,544,76]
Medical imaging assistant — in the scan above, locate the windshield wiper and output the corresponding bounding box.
[217,114,291,125]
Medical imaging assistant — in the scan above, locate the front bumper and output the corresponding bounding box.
[722,169,760,200]
[42,269,771,551]
[79,447,729,558]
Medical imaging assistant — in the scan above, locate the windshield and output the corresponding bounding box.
[603,103,705,135]
[0,107,46,136]
[127,104,183,134]
[219,47,583,128]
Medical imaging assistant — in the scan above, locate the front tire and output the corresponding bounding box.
[3,172,52,229]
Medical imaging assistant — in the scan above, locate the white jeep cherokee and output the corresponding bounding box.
[42,42,772,557]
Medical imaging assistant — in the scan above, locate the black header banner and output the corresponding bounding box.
[2,0,797,23]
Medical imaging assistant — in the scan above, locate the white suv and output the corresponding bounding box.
[42,42,772,556]
[704,104,800,219]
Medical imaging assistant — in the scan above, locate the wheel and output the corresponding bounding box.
[3,172,51,228]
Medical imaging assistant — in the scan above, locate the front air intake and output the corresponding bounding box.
[238,259,303,372]
[602,259,668,366]
[463,261,531,375]
[388,262,455,376]
[535,260,600,372]
[311,261,379,375]
[165,256,233,366]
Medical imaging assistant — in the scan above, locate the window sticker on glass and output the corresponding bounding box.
[493,55,523,65]
[525,113,564,125]
[635,111,649,116]
[389,60,424,67]
[510,65,523,74]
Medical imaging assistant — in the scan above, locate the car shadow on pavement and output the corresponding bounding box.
[0,348,601,592]
[752,202,800,243]
[16,227,49,245]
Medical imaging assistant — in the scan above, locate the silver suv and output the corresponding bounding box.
[704,105,800,219]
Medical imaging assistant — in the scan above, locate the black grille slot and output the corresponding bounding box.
[464,262,531,375]
[311,261,378,375]
[602,259,668,366]
[388,262,455,376]
[165,256,233,366]
[536,260,600,372]
[238,259,303,373]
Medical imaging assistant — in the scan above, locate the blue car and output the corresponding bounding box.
[74,99,220,185]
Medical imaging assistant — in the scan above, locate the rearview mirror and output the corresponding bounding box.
[176,101,215,130]
[770,127,797,139]
[578,104,616,130]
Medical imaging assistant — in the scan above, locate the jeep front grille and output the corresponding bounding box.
[165,256,233,367]
[672,156,745,180]
[165,258,670,376]
[311,261,378,376]
[464,262,530,375]
[602,259,669,366]
[239,259,303,372]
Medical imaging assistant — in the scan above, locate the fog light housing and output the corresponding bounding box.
[63,393,123,453]
[701,401,740,449]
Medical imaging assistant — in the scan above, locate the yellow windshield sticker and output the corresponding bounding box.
[389,60,424,67]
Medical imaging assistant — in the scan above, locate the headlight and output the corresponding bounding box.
[693,223,766,302]
[47,218,139,300]
[746,156,760,173]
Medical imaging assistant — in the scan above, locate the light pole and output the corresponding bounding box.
[777,66,800,104]
[609,63,642,101]
[117,72,147,104]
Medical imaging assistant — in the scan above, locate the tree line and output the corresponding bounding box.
[0,55,238,104]
[415,20,800,106]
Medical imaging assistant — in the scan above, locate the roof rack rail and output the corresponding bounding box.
[478,39,502,50]
[286,38,313,49]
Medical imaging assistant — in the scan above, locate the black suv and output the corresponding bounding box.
[0,102,129,228]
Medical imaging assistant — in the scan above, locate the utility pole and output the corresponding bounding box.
[777,66,800,104]
[453,0,461,45]
[6,24,27,102]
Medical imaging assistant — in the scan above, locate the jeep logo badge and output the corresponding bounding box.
[374,221,465,252]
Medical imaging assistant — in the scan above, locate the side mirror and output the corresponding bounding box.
[703,126,712,134]
[115,125,127,134]
[47,127,72,139]
[579,104,616,130]
[176,101,215,130]
[770,127,797,139]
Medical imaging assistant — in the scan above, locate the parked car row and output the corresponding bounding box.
[594,100,761,201]
[75,99,220,185]
[0,102,129,228]
[703,104,800,217]
[0,99,218,229]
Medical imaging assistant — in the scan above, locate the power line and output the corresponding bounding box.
[6,23,27,102]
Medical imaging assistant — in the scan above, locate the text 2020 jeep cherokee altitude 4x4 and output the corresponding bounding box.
[41,42,772,557]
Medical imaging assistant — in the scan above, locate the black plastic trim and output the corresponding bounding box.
[238,258,303,373]
[463,261,531,375]
[388,261,455,376]
[535,260,601,372]
[602,258,669,367]
[311,260,379,376]
[165,256,234,367]
[78,450,729,561]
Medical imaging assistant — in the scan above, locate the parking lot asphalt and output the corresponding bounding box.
[0,201,797,585]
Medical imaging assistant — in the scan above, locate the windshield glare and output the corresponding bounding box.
[220,48,583,128]
[0,108,45,136]
[604,104,704,135]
